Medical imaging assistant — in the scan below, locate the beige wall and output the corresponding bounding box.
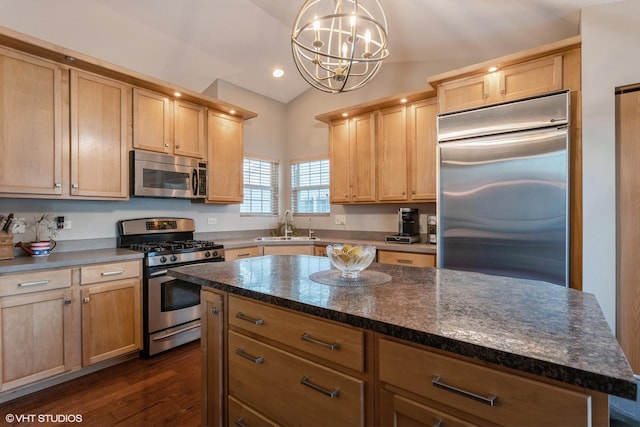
[581,0,640,330]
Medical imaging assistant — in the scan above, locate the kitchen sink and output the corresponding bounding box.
[254,236,318,241]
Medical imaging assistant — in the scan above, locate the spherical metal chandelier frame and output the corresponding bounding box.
[291,0,389,93]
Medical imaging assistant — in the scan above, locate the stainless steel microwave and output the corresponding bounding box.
[131,150,207,199]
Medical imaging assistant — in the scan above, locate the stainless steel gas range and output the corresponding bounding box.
[117,217,224,356]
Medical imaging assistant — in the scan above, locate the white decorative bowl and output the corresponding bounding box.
[326,244,376,279]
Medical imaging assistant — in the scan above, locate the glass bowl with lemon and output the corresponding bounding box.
[326,244,376,279]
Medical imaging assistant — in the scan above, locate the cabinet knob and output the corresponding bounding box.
[175,144,180,149]
[54,182,62,188]
[164,143,170,148]
[483,93,489,99]
[64,299,72,305]
[72,184,79,189]
[210,308,219,315]
[83,297,90,304]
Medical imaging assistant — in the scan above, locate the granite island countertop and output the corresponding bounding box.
[169,254,637,400]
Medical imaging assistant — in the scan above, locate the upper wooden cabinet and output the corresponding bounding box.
[437,55,563,113]
[70,70,129,199]
[329,113,376,203]
[0,47,129,200]
[173,99,206,158]
[206,110,244,203]
[133,87,205,159]
[0,47,63,196]
[377,98,438,203]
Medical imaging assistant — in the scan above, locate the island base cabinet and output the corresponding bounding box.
[228,330,365,427]
[228,395,278,427]
[378,339,594,427]
[379,389,484,427]
[0,289,74,391]
[201,289,225,427]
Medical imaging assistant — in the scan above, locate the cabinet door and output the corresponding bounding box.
[174,100,205,159]
[408,99,438,201]
[207,110,244,203]
[377,105,408,201]
[499,55,562,103]
[0,289,74,391]
[437,74,492,113]
[379,389,480,427]
[262,245,313,256]
[0,47,63,196]
[201,289,225,427]
[350,113,376,202]
[70,70,129,199]
[81,279,141,365]
[329,119,351,203]
[133,87,172,154]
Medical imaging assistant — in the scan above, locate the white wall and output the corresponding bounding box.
[581,0,640,329]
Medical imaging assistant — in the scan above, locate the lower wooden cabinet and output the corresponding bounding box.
[201,289,225,427]
[80,261,142,366]
[228,395,278,427]
[262,245,313,256]
[0,286,74,391]
[224,246,261,261]
[378,338,602,427]
[228,330,365,427]
[377,250,435,267]
[379,389,481,427]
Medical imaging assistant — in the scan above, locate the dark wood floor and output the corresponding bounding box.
[0,341,201,426]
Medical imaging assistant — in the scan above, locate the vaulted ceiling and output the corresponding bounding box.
[0,0,617,103]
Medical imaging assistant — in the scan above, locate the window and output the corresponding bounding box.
[291,158,330,214]
[240,156,279,215]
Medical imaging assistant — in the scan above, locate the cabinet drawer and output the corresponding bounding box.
[80,260,140,285]
[229,295,364,372]
[228,395,279,427]
[378,339,591,426]
[229,331,364,427]
[225,246,260,261]
[0,268,71,297]
[377,250,435,267]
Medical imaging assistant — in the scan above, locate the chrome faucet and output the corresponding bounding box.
[283,210,293,238]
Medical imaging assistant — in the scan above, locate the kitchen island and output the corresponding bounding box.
[170,255,636,427]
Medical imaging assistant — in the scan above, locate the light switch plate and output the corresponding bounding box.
[335,215,346,225]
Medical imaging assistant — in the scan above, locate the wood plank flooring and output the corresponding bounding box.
[0,341,201,426]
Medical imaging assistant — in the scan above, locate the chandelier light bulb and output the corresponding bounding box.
[291,0,389,93]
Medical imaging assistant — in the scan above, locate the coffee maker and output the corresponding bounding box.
[385,208,420,244]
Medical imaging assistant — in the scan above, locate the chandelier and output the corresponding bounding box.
[291,0,389,93]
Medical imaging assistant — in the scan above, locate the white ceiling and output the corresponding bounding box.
[0,0,617,104]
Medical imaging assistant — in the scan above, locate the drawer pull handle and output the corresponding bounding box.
[301,333,340,350]
[237,253,252,258]
[235,348,264,364]
[432,376,497,407]
[101,270,124,276]
[397,259,414,264]
[236,312,264,325]
[434,420,443,427]
[234,417,247,427]
[210,308,219,315]
[18,280,49,287]
[300,376,339,398]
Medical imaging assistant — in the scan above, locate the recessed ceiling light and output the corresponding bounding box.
[488,66,498,73]
[174,92,182,97]
[229,109,236,115]
[400,98,408,103]
[342,112,348,117]
[272,68,285,78]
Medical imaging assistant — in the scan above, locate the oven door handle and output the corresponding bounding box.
[149,270,169,278]
[151,323,201,341]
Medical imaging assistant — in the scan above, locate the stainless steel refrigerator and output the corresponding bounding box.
[436,90,570,286]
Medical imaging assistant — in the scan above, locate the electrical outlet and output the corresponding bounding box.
[335,215,346,225]
[64,220,72,229]
[207,218,217,225]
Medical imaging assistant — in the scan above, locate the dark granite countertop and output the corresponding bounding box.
[170,254,637,400]
[0,248,143,273]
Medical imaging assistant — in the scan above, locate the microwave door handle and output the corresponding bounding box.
[192,168,198,196]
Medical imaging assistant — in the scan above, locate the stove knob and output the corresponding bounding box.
[204,251,211,258]
[170,255,178,262]
[160,256,167,263]
[212,250,218,258]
